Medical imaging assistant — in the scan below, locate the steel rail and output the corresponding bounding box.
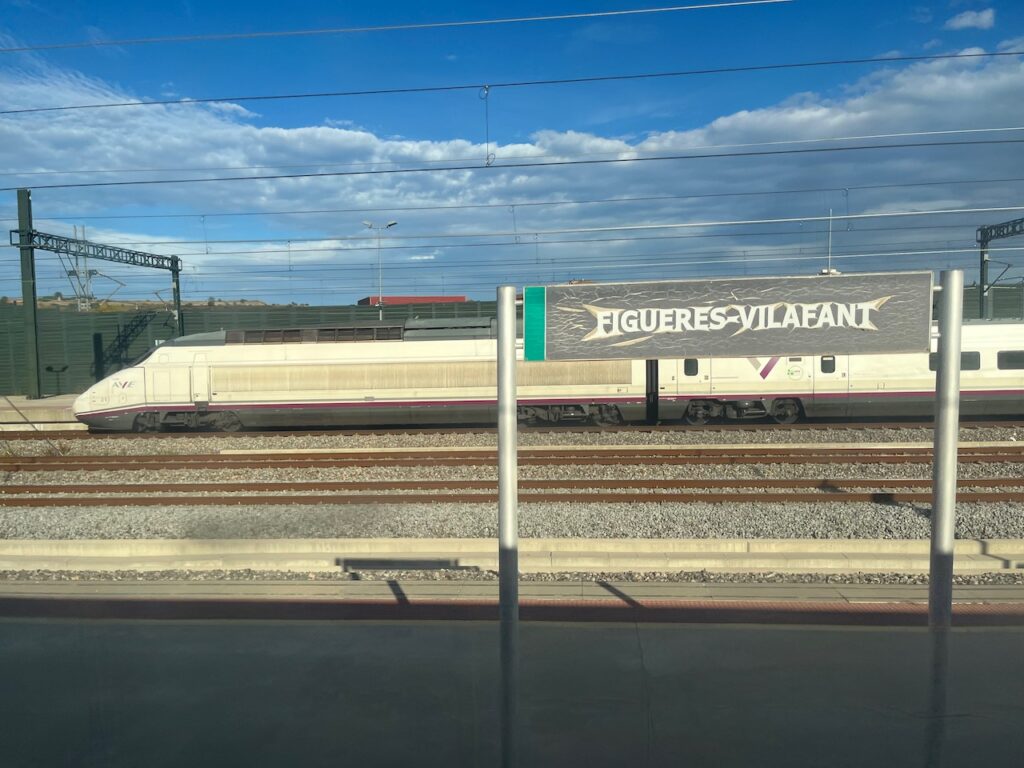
[0,490,1020,507]
[2,447,1024,471]
[2,420,1023,440]
[2,477,1022,495]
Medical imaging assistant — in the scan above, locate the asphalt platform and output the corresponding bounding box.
[1,617,1021,767]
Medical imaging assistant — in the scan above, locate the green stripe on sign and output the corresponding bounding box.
[523,286,546,361]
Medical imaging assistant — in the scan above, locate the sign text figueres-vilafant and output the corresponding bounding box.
[526,272,933,360]
[580,297,892,347]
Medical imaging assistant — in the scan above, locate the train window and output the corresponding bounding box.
[928,351,981,371]
[820,356,836,374]
[683,358,699,376]
[227,326,406,345]
[997,351,1024,369]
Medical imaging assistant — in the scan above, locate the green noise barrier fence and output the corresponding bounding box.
[1,284,1022,396]
[0,300,497,396]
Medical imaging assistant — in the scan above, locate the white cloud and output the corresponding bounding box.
[944,9,995,31]
[2,43,1024,303]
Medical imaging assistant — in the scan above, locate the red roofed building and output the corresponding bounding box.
[358,295,468,306]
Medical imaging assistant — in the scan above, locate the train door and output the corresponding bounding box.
[812,354,849,417]
[678,357,710,395]
[191,352,210,405]
[152,353,191,404]
[676,358,711,422]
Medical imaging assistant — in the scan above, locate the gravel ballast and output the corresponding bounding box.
[4,423,1023,457]
[3,461,1024,488]
[5,427,1024,586]
[3,568,1024,586]
[1,500,1022,540]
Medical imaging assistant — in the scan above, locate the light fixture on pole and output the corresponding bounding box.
[363,220,397,321]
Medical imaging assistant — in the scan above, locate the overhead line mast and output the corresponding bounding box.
[11,189,185,398]
[977,216,1024,319]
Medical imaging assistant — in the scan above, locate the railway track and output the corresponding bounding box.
[0,477,1021,507]
[2,419,1023,441]
[2,443,1023,472]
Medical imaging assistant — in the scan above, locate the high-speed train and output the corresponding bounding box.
[73,321,1024,431]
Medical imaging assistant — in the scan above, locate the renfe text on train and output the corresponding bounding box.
[580,296,892,342]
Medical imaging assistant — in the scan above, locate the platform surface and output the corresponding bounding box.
[0,615,1021,767]
[3,577,1024,604]
[0,393,78,424]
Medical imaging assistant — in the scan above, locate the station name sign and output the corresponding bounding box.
[524,272,933,361]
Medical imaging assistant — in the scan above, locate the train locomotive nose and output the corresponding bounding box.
[72,369,144,430]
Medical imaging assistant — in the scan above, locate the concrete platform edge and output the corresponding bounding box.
[2,594,1024,625]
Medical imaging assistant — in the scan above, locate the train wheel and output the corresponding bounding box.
[683,402,711,426]
[132,413,161,432]
[594,405,624,426]
[770,399,801,424]
[214,411,243,432]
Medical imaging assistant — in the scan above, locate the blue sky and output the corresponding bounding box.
[1,0,1023,305]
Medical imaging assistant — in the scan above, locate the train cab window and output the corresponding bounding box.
[683,358,699,376]
[820,356,836,374]
[997,351,1024,370]
[928,351,981,371]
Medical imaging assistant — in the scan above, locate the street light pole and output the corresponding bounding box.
[364,220,397,321]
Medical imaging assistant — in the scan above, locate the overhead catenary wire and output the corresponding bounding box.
[3,48,1020,116]
[72,205,1024,247]
[7,239,1018,283]
[5,246,1013,296]
[4,138,1024,192]
[0,226,991,269]
[3,126,1022,178]
[0,2,787,54]
[34,243,1016,282]
[2,175,1023,223]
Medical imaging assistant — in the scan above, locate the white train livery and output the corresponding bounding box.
[73,321,1024,430]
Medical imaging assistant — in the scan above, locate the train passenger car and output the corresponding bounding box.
[670,320,1024,423]
[73,321,1024,431]
[73,326,661,431]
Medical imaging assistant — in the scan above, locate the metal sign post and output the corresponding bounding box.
[496,284,519,768]
[524,270,943,611]
[929,270,963,629]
